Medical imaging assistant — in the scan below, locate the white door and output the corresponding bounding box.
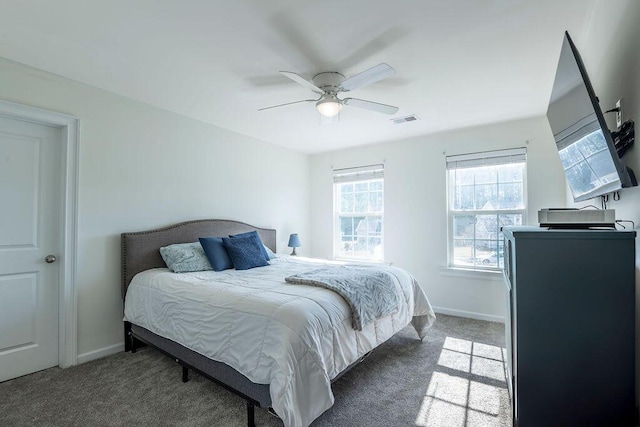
[0,115,62,382]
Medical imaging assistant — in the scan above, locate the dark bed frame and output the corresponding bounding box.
[121,219,369,426]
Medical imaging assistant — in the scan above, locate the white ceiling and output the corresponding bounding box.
[0,0,597,153]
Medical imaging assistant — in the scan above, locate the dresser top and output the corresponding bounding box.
[502,226,636,240]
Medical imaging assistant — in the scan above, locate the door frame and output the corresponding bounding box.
[0,99,79,368]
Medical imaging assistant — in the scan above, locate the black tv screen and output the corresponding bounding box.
[546,31,635,202]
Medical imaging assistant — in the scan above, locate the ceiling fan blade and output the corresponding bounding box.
[343,98,399,115]
[337,28,409,71]
[280,71,324,94]
[340,63,396,92]
[258,99,316,112]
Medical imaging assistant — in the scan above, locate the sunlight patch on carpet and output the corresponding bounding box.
[415,337,506,426]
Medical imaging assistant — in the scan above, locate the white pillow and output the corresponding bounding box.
[263,244,278,259]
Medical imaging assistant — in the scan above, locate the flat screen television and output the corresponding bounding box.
[546,31,636,202]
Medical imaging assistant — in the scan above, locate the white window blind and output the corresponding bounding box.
[333,164,384,183]
[446,148,526,170]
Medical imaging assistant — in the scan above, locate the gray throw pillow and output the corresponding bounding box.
[159,242,213,273]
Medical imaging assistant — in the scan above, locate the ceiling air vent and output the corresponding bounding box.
[391,114,419,124]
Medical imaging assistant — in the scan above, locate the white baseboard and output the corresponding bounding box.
[77,342,124,365]
[432,306,505,324]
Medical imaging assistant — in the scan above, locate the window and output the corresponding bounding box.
[446,148,526,270]
[334,164,384,261]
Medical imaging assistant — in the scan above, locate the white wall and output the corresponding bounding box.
[309,116,566,321]
[566,0,640,396]
[0,57,310,360]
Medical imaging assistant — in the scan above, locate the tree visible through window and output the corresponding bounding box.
[334,165,384,260]
[447,149,526,270]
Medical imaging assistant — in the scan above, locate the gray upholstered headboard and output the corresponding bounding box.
[121,219,276,299]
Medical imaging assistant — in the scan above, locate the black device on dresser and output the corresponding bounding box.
[502,227,636,426]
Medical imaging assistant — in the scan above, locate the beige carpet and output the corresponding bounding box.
[0,314,511,426]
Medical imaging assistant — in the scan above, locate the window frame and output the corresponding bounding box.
[446,148,527,271]
[333,165,384,261]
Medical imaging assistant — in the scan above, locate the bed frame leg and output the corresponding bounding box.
[182,366,189,383]
[246,401,255,427]
[124,321,132,352]
[130,332,137,354]
[124,321,137,354]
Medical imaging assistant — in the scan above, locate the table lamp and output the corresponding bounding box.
[288,233,301,256]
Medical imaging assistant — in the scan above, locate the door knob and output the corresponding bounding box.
[45,255,57,264]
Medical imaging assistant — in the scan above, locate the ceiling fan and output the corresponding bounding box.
[258,63,399,118]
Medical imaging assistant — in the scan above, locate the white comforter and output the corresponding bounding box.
[124,256,435,427]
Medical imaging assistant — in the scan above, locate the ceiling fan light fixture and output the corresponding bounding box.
[260,64,398,117]
[316,96,343,117]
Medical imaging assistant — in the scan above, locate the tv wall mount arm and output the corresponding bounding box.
[604,106,634,158]
[611,119,634,158]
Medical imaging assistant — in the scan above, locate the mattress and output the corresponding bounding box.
[123,256,435,427]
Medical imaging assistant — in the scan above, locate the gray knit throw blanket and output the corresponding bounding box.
[285,266,400,330]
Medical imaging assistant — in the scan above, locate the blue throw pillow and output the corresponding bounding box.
[230,230,269,262]
[199,237,234,271]
[222,236,270,270]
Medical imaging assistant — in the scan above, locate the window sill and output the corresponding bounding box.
[438,266,503,282]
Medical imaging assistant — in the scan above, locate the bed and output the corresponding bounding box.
[121,219,435,427]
